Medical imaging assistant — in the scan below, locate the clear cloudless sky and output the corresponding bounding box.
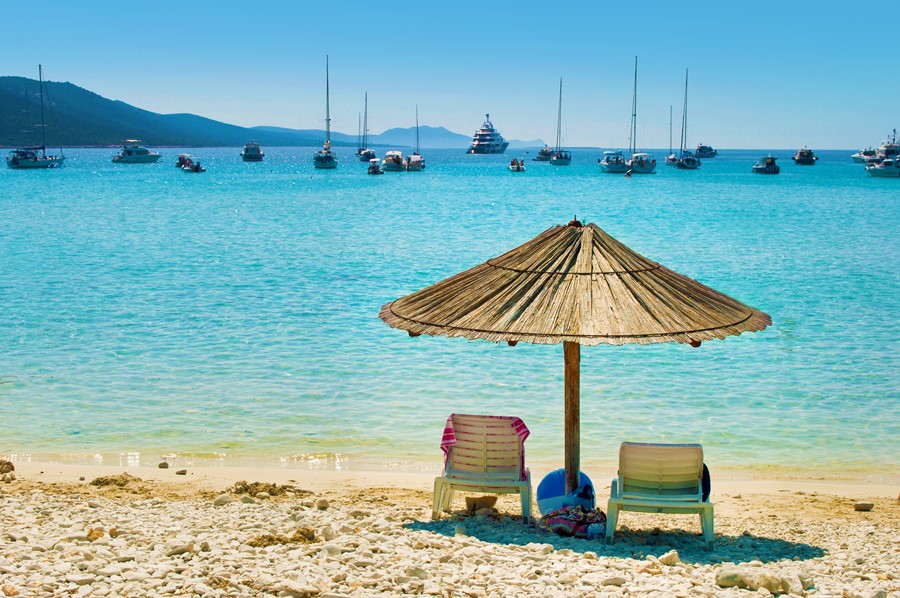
[2,1,897,149]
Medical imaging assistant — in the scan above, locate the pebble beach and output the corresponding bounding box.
[1,462,897,597]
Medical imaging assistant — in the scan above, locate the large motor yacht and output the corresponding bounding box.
[112,140,162,164]
[466,114,509,154]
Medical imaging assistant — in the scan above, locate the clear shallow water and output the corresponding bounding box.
[1,147,897,480]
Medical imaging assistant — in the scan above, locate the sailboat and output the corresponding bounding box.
[313,56,338,169]
[6,65,65,170]
[626,57,656,174]
[665,105,677,165]
[674,69,700,170]
[550,78,571,166]
[406,105,425,171]
[356,92,376,162]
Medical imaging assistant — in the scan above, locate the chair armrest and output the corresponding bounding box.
[610,478,619,499]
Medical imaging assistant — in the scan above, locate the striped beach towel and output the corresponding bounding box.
[440,414,530,481]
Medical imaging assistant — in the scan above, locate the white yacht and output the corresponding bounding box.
[313,56,338,169]
[598,150,628,173]
[112,140,162,163]
[695,144,718,158]
[851,147,876,163]
[625,57,656,174]
[876,129,899,160]
[241,141,264,162]
[382,150,405,172]
[6,65,65,170]
[466,114,509,154]
[865,157,900,177]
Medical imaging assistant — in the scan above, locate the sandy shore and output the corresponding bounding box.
[1,461,897,597]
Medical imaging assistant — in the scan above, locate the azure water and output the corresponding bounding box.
[1,147,897,481]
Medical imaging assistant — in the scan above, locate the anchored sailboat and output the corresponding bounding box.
[407,105,425,171]
[6,65,65,170]
[626,57,656,174]
[674,68,700,170]
[356,92,375,162]
[313,56,338,169]
[550,78,571,166]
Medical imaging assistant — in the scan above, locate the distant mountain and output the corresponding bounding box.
[0,75,542,148]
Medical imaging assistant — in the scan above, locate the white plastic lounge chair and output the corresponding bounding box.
[432,413,533,521]
[606,442,714,549]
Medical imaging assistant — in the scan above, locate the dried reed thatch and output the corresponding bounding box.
[379,221,771,344]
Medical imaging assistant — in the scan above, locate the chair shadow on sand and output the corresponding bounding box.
[406,515,825,565]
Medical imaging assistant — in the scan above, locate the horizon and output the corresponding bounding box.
[1,2,895,150]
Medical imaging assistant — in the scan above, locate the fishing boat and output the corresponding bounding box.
[356,93,376,162]
[695,144,718,158]
[550,78,571,166]
[406,106,425,171]
[6,65,65,170]
[313,56,338,169]
[865,156,900,177]
[752,155,780,174]
[791,147,818,165]
[241,141,264,162]
[625,57,656,174]
[532,145,554,162]
[466,114,509,154]
[673,69,700,170]
[598,150,628,173]
[367,158,384,175]
[112,140,162,164]
[382,150,405,172]
[508,158,526,172]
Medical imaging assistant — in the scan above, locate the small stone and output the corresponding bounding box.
[240,496,256,504]
[212,494,235,506]
[165,543,194,556]
[88,501,101,509]
[87,528,104,542]
[2,583,20,596]
[602,577,627,586]
[658,550,680,566]
[79,476,85,481]
[853,502,874,512]
[157,462,169,469]
[0,461,14,474]
[454,524,466,536]
[109,528,119,538]
[175,469,187,476]
[255,492,271,500]
[316,498,329,510]
[199,541,211,552]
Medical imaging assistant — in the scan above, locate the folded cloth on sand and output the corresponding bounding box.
[543,505,607,538]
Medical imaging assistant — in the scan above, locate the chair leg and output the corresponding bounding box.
[700,504,714,549]
[442,488,454,513]
[432,478,444,520]
[605,501,619,545]
[520,486,532,522]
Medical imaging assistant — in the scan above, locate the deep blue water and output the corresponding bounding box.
[1,147,897,480]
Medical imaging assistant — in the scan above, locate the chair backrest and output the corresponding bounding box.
[443,414,528,482]
[618,442,703,499]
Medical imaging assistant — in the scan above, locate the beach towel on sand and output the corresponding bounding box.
[543,505,607,538]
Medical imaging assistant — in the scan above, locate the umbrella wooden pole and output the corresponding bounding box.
[564,341,580,494]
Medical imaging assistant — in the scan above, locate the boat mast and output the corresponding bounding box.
[680,68,688,154]
[363,92,368,148]
[669,105,673,155]
[38,64,47,156]
[415,105,420,154]
[325,55,331,147]
[556,78,563,152]
[357,113,361,149]
[630,57,638,154]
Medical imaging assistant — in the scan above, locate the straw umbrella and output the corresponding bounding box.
[379,220,771,493]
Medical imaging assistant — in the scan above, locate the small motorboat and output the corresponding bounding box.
[367,158,383,175]
[695,144,718,158]
[598,150,628,173]
[241,141,264,162]
[406,153,425,171]
[792,147,818,165]
[865,157,900,177]
[627,152,657,174]
[175,154,192,168]
[508,158,526,172]
[752,155,780,174]
[382,150,405,172]
[181,158,206,173]
[532,145,554,162]
[674,151,701,170]
[850,147,876,163]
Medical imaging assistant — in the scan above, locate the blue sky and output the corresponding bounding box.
[3,1,896,149]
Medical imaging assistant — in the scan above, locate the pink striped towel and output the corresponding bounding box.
[440,413,530,480]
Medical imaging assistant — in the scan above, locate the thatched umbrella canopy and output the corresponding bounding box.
[379,220,771,492]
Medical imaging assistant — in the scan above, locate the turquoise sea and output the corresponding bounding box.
[1,148,897,481]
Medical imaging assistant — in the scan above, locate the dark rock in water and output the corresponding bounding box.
[158,462,169,469]
[175,469,187,476]
[0,461,14,474]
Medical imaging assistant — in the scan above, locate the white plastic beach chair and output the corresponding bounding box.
[606,442,714,549]
[432,413,532,521]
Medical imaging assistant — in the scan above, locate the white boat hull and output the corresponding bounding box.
[6,155,64,169]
